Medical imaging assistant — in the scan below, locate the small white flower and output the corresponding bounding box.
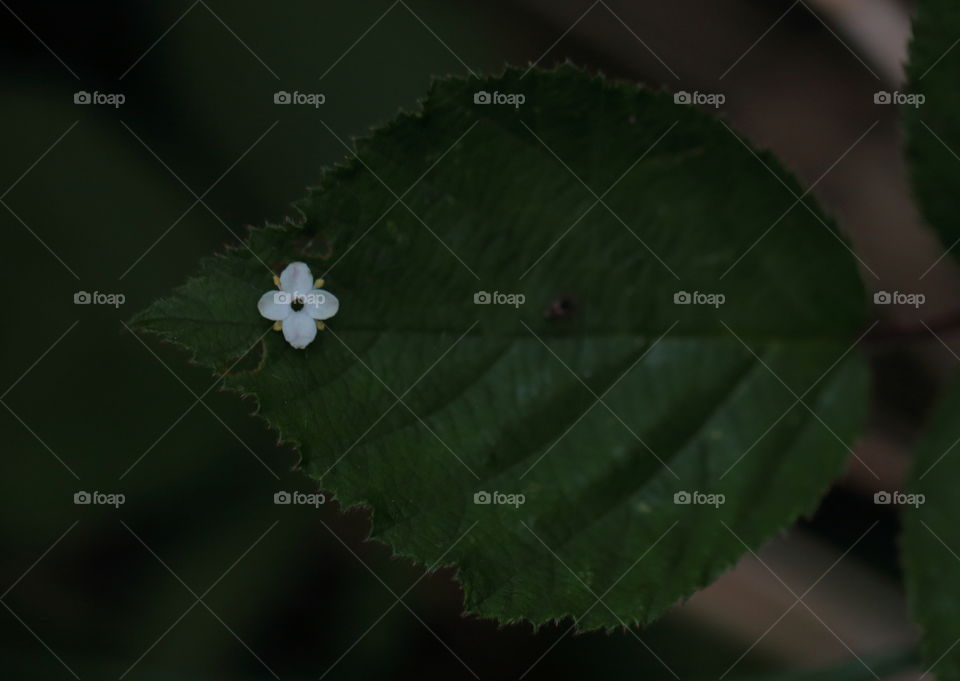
[257,262,339,349]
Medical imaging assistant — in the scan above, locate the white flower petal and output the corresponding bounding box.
[303,289,339,320]
[279,261,314,295]
[282,310,318,349]
[257,290,292,321]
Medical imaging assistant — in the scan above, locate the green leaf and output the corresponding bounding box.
[134,66,869,629]
[905,0,960,260]
[904,381,960,681]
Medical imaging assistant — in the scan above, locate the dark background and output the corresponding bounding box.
[0,1,943,678]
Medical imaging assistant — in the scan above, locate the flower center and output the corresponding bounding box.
[291,296,304,312]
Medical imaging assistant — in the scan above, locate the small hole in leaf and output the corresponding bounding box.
[545,296,578,320]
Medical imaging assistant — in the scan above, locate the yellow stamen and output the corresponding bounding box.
[273,321,282,331]
[316,320,325,330]
[272,275,281,287]
[314,278,325,288]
